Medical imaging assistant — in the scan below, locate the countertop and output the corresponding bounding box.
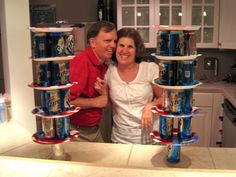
[194,81,236,107]
[1,141,236,176]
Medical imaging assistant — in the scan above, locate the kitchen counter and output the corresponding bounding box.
[1,141,236,170]
[194,81,236,107]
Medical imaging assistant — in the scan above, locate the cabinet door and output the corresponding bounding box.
[219,0,236,49]
[186,0,219,48]
[191,107,212,147]
[117,0,156,48]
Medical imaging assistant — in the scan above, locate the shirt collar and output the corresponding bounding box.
[86,47,102,66]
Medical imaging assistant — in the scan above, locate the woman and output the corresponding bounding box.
[96,28,162,144]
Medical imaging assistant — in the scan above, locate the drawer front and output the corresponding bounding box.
[193,93,213,107]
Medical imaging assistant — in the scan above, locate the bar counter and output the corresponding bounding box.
[1,141,236,176]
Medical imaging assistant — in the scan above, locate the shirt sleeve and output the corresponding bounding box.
[69,54,89,101]
[147,62,159,82]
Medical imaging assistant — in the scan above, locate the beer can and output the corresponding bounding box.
[159,116,174,140]
[156,31,169,56]
[169,31,184,56]
[159,61,175,85]
[41,90,62,115]
[60,88,70,112]
[33,32,47,58]
[35,61,51,86]
[182,60,194,85]
[178,117,192,140]
[184,31,197,56]
[169,90,184,115]
[41,118,55,138]
[47,32,65,57]
[55,117,70,139]
[64,32,74,56]
[162,89,170,112]
[167,139,181,163]
[184,89,193,114]
[51,61,70,85]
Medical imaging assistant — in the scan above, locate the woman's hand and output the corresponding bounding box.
[94,77,108,96]
[141,106,153,131]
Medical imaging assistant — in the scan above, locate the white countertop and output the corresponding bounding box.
[194,81,236,107]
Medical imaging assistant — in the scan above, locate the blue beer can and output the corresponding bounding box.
[41,90,62,115]
[64,32,74,56]
[47,32,65,57]
[41,118,55,138]
[33,32,47,58]
[55,117,70,139]
[184,31,197,56]
[156,31,169,56]
[169,90,185,115]
[167,139,181,163]
[159,116,174,140]
[35,61,51,86]
[60,88,70,112]
[162,89,170,113]
[169,31,184,56]
[178,117,192,140]
[51,61,70,85]
[159,61,175,85]
[182,60,194,85]
[184,89,193,114]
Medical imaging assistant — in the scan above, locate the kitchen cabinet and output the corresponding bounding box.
[117,0,219,48]
[218,0,236,49]
[192,92,223,147]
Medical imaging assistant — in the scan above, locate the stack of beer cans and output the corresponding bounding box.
[30,27,75,141]
[153,26,200,163]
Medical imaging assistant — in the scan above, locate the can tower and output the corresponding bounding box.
[28,27,80,160]
[150,26,202,163]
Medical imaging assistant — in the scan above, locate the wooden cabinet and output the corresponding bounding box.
[218,0,236,49]
[192,92,223,147]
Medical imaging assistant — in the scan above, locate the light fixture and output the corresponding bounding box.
[137,12,142,16]
[203,11,207,16]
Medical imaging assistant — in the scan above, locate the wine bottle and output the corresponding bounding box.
[97,0,105,21]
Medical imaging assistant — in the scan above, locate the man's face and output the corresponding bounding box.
[90,28,117,63]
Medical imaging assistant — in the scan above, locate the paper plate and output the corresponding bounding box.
[150,53,201,61]
[150,130,198,146]
[152,80,202,90]
[32,106,80,118]
[32,129,79,144]
[152,105,202,118]
[29,27,74,33]
[32,56,74,61]
[28,82,77,91]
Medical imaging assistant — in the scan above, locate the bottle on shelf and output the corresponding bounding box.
[97,0,105,21]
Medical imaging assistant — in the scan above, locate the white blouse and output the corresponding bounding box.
[105,62,159,144]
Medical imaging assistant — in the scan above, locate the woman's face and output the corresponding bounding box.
[116,37,136,65]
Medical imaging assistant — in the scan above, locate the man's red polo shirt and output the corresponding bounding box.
[69,47,108,126]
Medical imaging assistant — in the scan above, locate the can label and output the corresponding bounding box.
[157,31,169,56]
[169,31,184,56]
[184,31,197,56]
[47,32,65,57]
[178,117,192,140]
[159,61,176,85]
[55,117,70,139]
[162,89,170,112]
[183,89,193,114]
[33,32,47,58]
[51,61,70,85]
[42,118,55,138]
[167,139,181,163]
[159,116,174,140]
[35,61,51,86]
[60,89,70,112]
[41,90,61,115]
[169,90,184,115]
[64,32,74,55]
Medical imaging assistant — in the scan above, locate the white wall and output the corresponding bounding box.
[0,0,35,133]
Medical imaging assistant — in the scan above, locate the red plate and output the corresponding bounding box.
[28,82,77,90]
[32,129,79,144]
[32,106,80,118]
[150,129,198,145]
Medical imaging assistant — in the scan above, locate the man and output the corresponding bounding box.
[70,21,117,142]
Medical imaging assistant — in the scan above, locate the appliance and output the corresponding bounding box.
[222,99,236,147]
